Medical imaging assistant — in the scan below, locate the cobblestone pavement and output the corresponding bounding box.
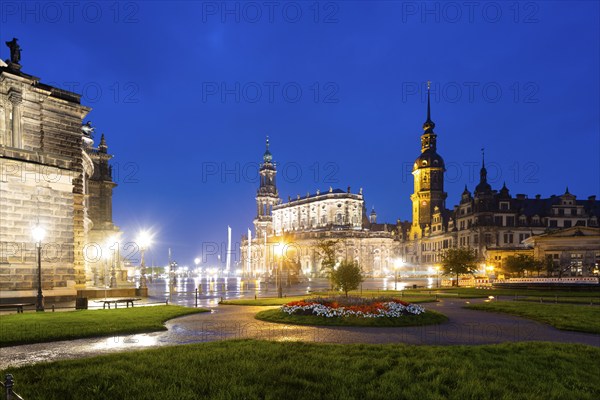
[1,298,599,369]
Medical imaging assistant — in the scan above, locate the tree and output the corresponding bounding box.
[317,239,339,290]
[505,254,543,277]
[440,248,478,286]
[332,260,363,297]
[545,255,572,278]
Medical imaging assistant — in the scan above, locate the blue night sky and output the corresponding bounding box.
[2,1,598,268]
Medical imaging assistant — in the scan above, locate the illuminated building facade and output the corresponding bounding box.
[243,84,600,279]
[242,139,399,278]
[399,86,600,277]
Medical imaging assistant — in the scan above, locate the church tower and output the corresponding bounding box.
[409,82,447,238]
[87,133,120,239]
[253,137,280,238]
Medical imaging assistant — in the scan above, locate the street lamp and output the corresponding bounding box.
[194,257,200,276]
[486,265,495,281]
[137,230,153,289]
[103,235,117,290]
[394,258,404,290]
[274,242,285,298]
[106,235,118,289]
[32,224,46,312]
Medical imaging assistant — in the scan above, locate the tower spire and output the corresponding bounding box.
[426,80,431,122]
[475,147,491,194]
[99,133,107,153]
[423,81,435,133]
[263,135,272,163]
[481,147,485,168]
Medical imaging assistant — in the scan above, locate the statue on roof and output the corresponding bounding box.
[81,121,95,137]
[5,38,21,64]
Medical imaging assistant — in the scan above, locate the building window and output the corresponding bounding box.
[549,220,558,227]
[570,253,583,276]
[494,216,503,226]
[500,202,509,211]
[506,216,515,226]
[503,233,513,244]
[563,220,572,228]
[484,234,493,245]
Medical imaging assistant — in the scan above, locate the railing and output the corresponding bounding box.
[494,277,599,284]
[0,374,25,400]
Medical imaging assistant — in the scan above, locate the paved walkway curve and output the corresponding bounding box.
[1,299,599,370]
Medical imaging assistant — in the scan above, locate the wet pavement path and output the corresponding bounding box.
[1,298,599,369]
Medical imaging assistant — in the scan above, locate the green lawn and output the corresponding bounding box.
[515,296,599,305]
[465,301,600,334]
[419,287,600,299]
[255,308,447,327]
[3,340,599,400]
[221,295,436,306]
[0,305,208,346]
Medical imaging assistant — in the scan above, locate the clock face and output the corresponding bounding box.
[422,201,427,206]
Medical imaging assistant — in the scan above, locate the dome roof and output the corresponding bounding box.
[263,137,273,163]
[413,149,445,171]
[475,180,492,193]
[263,148,272,162]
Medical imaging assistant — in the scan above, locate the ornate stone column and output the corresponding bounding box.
[8,90,22,148]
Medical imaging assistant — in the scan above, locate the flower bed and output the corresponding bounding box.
[281,296,425,319]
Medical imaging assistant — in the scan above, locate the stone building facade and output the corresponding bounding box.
[398,87,600,277]
[242,85,600,279]
[242,139,399,278]
[0,43,119,298]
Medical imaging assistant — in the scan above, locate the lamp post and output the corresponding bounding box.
[486,265,495,282]
[32,225,46,312]
[106,236,118,289]
[194,257,200,276]
[110,255,117,288]
[394,259,404,290]
[275,242,285,298]
[435,265,441,288]
[137,231,152,289]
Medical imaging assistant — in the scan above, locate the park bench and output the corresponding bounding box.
[96,298,142,309]
[0,303,35,314]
